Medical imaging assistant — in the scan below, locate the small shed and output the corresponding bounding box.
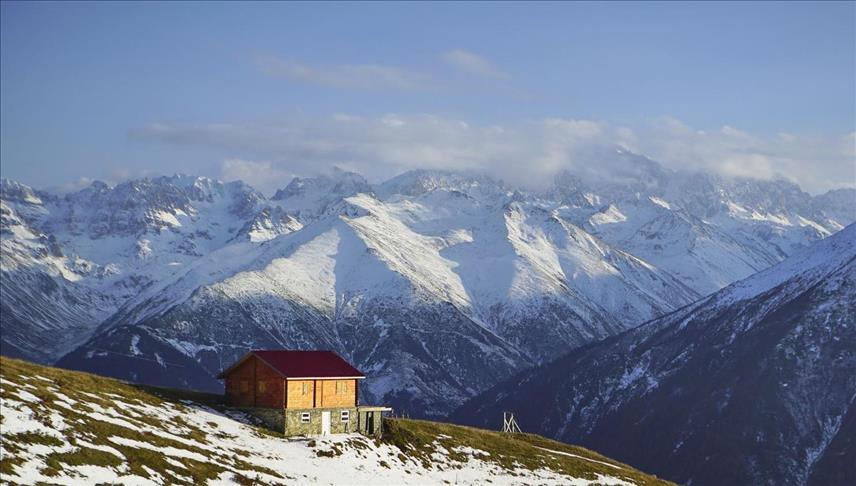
[217,350,389,437]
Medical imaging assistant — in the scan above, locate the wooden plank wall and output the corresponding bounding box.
[254,358,284,408]
[284,379,357,408]
[224,356,256,407]
[286,380,315,408]
[224,355,285,408]
[319,379,356,408]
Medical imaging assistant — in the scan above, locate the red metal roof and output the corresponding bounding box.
[217,350,365,379]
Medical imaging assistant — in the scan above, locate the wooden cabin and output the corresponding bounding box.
[217,350,388,437]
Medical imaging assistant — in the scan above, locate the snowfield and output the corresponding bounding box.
[0,358,669,485]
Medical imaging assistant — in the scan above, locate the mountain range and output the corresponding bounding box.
[1,148,853,417]
[450,221,856,485]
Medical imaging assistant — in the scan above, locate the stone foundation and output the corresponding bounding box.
[242,407,286,433]
[239,406,388,437]
[285,407,358,436]
[356,408,385,438]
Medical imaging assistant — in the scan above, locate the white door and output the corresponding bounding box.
[321,411,331,436]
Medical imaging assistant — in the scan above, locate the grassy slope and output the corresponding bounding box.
[383,419,673,486]
[0,357,672,485]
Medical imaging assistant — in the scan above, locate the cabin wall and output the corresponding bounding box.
[279,407,383,437]
[254,359,284,408]
[224,355,284,408]
[284,379,357,408]
[286,379,315,408]
[242,407,286,433]
[224,356,256,407]
[319,379,357,408]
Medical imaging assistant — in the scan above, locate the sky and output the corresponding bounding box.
[1,1,854,195]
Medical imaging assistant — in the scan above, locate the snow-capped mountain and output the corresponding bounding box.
[1,181,118,362]
[551,149,848,295]
[1,175,270,361]
[450,223,856,485]
[56,188,698,417]
[2,150,853,417]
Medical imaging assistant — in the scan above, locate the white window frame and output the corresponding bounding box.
[340,410,349,423]
[301,412,311,423]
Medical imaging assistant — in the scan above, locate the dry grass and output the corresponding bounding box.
[382,418,674,485]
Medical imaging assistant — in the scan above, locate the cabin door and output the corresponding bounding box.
[366,412,374,435]
[321,411,331,436]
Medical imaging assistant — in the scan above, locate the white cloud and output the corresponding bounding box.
[219,159,295,195]
[132,115,856,194]
[624,118,856,193]
[252,54,433,91]
[442,49,507,79]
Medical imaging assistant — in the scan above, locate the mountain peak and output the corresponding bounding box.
[0,178,43,205]
[377,169,505,199]
[272,168,371,201]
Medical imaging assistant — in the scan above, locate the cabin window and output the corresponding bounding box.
[302,382,310,395]
[258,381,266,393]
[340,410,349,422]
[240,380,249,393]
[301,412,311,423]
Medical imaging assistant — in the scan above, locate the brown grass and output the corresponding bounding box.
[382,418,674,485]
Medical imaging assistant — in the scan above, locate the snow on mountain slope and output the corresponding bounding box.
[811,188,856,231]
[546,152,853,295]
[271,167,374,222]
[451,223,856,485]
[59,198,531,415]
[380,187,699,357]
[0,182,118,361]
[235,206,303,243]
[376,169,508,200]
[576,196,780,295]
[0,357,671,486]
[0,176,272,364]
[59,186,702,416]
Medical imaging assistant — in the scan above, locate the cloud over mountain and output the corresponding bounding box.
[132,115,855,194]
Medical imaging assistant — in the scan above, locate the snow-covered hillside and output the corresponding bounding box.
[2,151,853,417]
[0,176,268,362]
[451,223,856,485]
[0,357,670,486]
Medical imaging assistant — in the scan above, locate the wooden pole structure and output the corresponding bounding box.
[502,412,522,433]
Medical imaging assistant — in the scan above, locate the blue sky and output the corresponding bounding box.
[2,1,854,194]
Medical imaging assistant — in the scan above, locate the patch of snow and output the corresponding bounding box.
[533,446,622,470]
[108,436,210,463]
[13,389,41,403]
[129,335,141,356]
[648,196,671,210]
